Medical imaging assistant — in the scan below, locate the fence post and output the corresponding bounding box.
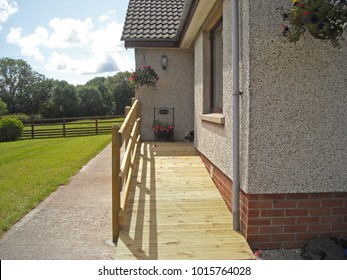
[95,116,99,135]
[63,118,66,137]
[31,121,35,139]
[112,125,121,244]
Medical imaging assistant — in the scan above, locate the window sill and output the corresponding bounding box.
[200,113,225,125]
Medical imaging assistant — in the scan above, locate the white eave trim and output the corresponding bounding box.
[180,0,217,49]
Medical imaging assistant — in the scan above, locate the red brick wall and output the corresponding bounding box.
[241,191,347,249]
[199,152,347,250]
[199,152,233,211]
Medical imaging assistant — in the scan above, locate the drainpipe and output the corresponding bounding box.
[232,0,240,231]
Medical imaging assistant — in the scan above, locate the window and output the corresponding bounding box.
[210,18,223,113]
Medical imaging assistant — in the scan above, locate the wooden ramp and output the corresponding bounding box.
[115,141,254,260]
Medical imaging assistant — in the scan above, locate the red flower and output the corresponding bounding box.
[298,3,304,7]
[303,10,311,16]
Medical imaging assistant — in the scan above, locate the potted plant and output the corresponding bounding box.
[280,0,347,48]
[153,120,174,141]
[129,65,159,89]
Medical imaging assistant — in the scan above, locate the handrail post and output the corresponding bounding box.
[112,125,121,244]
[137,101,141,119]
[125,106,131,118]
[131,97,136,105]
[124,106,131,147]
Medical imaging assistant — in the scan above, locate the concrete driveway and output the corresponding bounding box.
[0,143,116,260]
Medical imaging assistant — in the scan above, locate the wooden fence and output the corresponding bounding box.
[112,98,141,243]
[21,115,124,139]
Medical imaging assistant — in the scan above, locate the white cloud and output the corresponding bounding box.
[46,52,120,75]
[99,9,116,23]
[7,17,94,52]
[91,21,124,53]
[6,11,132,80]
[6,26,20,43]
[7,26,47,62]
[44,18,128,76]
[47,17,93,48]
[0,0,18,32]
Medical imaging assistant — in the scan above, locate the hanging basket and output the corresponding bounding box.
[307,26,330,40]
[280,0,347,48]
[129,65,159,89]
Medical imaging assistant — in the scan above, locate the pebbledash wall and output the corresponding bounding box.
[135,48,194,141]
[193,0,347,249]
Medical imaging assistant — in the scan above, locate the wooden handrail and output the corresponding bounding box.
[112,98,141,244]
[120,119,141,226]
[119,99,140,148]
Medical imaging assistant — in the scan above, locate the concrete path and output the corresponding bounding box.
[0,144,116,260]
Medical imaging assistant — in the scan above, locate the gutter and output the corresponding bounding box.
[232,0,240,231]
[176,0,195,43]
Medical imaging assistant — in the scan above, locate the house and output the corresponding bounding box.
[121,0,347,249]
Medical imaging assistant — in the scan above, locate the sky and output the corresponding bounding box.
[0,0,135,85]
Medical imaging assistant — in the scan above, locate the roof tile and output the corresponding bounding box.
[121,0,187,41]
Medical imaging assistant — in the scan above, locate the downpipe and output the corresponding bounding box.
[232,0,240,231]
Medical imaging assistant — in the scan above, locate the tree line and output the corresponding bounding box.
[0,58,135,119]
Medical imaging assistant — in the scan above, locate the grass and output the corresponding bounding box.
[0,135,112,236]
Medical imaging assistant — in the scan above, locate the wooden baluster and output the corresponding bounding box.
[112,125,121,244]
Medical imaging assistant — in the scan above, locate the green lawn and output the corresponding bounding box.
[0,135,112,236]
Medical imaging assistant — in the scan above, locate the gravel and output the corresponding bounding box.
[254,249,304,260]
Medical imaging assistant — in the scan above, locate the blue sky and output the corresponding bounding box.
[0,0,135,85]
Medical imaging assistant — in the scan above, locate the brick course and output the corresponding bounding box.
[199,152,347,250]
[241,190,347,249]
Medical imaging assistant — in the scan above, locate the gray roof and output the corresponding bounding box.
[121,0,193,47]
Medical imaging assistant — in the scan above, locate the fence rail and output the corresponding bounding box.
[112,98,141,243]
[21,115,124,139]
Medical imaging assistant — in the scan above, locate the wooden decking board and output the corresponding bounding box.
[115,141,254,260]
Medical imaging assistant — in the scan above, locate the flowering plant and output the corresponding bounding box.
[129,65,159,88]
[153,120,174,133]
[280,0,347,48]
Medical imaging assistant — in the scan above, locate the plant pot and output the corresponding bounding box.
[154,130,173,141]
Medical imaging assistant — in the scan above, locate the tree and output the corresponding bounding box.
[29,77,54,115]
[106,71,135,115]
[78,86,106,116]
[0,58,47,114]
[52,80,79,117]
[15,72,51,115]
[40,80,79,118]
[0,58,135,118]
[85,77,115,115]
[0,98,7,116]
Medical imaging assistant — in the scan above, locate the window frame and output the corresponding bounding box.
[210,17,223,114]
